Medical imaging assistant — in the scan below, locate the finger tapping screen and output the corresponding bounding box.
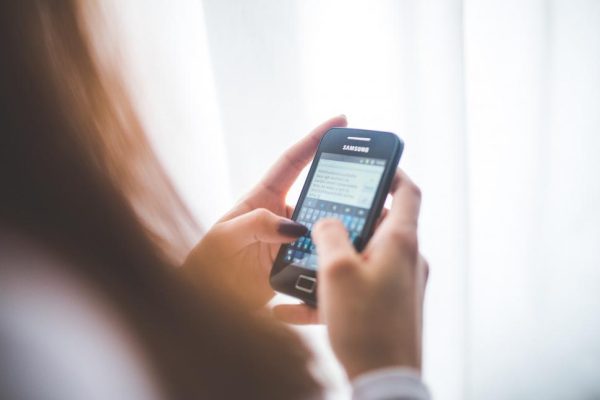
[285,152,386,270]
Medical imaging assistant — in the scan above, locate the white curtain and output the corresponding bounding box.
[104,1,600,399]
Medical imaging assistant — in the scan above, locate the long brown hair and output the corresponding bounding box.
[0,1,320,398]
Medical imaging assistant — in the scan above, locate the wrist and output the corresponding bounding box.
[338,328,421,380]
[343,351,421,380]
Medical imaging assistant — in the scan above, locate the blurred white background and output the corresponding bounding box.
[102,1,600,399]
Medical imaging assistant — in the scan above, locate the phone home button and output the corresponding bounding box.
[295,275,316,294]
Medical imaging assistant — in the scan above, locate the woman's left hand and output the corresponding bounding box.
[184,115,347,309]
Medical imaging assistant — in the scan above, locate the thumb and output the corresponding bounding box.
[312,219,360,287]
[218,208,307,248]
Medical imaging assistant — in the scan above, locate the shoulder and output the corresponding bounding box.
[0,230,162,400]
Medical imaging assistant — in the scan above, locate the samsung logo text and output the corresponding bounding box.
[342,144,370,153]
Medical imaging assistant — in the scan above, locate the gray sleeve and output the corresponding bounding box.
[351,367,431,400]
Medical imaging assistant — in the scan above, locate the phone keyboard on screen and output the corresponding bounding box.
[284,198,366,270]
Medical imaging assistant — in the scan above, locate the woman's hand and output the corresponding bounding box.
[184,115,347,309]
[275,171,429,378]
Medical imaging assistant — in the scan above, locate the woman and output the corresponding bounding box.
[0,1,429,399]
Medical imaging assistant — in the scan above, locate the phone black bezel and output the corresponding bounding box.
[269,127,403,306]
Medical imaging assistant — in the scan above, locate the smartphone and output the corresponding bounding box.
[270,127,403,305]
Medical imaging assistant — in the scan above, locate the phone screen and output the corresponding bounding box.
[284,152,387,270]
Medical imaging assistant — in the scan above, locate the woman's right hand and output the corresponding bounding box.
[275,171,428,379]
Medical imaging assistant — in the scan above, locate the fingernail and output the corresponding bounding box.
[278,220,308,237]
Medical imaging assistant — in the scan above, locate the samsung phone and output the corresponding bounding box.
[270,127,403,305]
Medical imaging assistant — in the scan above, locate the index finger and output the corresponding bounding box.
[260,115,347,195]
[386,170,421,227]
[370,170,422,244]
